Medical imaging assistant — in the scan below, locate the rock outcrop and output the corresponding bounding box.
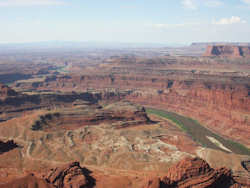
[0,162,95,188]
[160,157,239,188]
[44,162,95,188]
[203,45,250,58]
[1,158,248,188]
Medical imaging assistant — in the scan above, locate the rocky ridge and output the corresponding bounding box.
[204,45,250,58]
[20,73,250,147]
[1,158,248,188]
[159,157,239,188]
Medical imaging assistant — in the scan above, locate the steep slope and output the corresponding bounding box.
[24,73,250,147]
[204,45,250,58]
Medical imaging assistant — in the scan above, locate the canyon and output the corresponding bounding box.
[12,56,250,147]
[0,45,249,187]
[0,157,246,188]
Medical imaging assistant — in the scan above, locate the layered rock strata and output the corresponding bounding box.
[204,45,250,58]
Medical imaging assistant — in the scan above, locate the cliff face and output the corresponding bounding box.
[126,80,250,147]
[0,84,102,120]
[29,102,151,131]
[204,45,250,58]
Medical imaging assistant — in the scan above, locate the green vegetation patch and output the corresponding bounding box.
[146,108,250,156]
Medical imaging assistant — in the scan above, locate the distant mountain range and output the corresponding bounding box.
[1,41,249,53]
[0,41,185,50]
[191,42,250,47]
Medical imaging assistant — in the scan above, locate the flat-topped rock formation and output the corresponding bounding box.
[0,84,103,121]
[204,45,250,58]
[30,101,151,131]
[192,42,250,47]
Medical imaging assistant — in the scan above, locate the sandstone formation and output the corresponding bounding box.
[1,158,248,188]
[23,72,250,147]
[44,162,95,188]
[9,54,250,147]
[160,157,239,188]
[203,45,250,58]
[30,101,151,131]
[2,56,250,148]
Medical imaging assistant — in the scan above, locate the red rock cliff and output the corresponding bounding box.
[28,74,250,147]
[204,45,250,58]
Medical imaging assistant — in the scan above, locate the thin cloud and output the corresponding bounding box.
[181,0,196,10]
[204,0,223,7]
[212,16,247,25]
[181,0,223,10]
[149,22,200,29]
[242,0,250,4]
[0,0,66,7]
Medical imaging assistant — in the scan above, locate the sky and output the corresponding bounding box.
[0,0,250,45]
